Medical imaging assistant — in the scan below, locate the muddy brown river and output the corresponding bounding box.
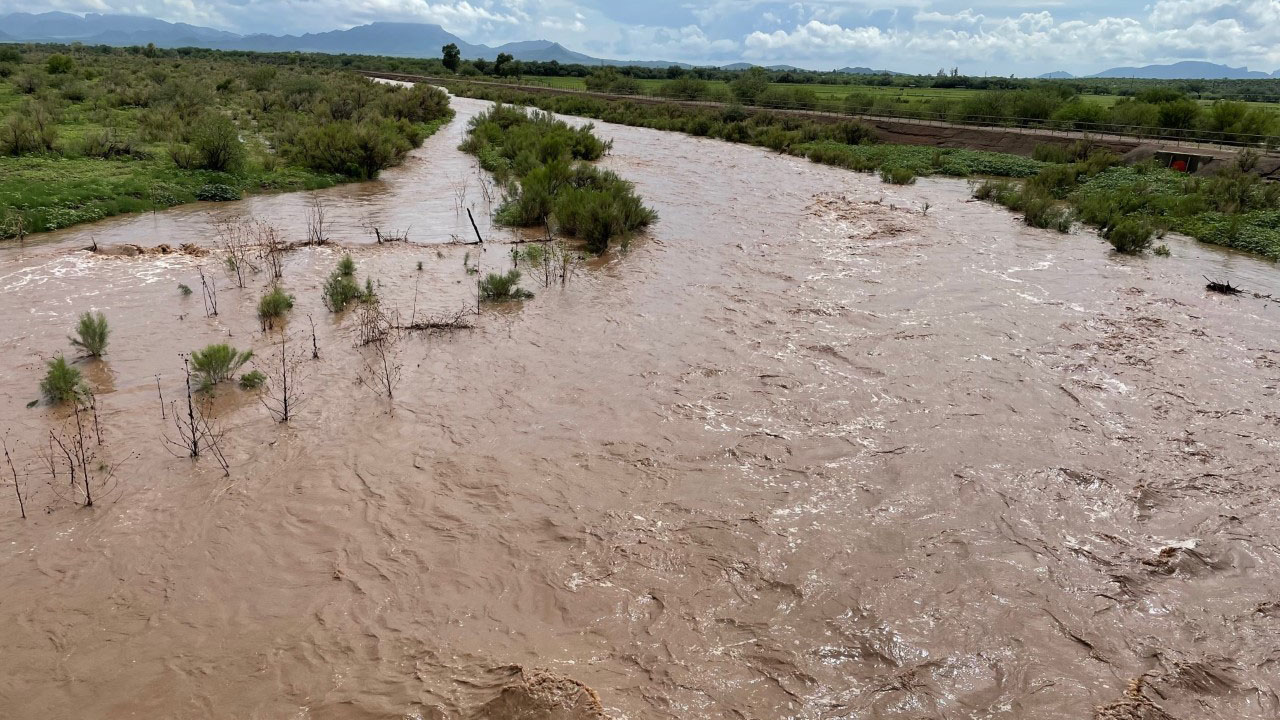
[1,95,1278,720]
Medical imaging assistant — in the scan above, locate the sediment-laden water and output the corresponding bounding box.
[0,95,1277,720]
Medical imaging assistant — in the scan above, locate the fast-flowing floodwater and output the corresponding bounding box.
[1,95,1278,720]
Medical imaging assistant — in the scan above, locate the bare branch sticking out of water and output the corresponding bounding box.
[258,334,308,423]
[163,357,230,475]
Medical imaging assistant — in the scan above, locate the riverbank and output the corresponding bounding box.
[0,50,452,240]
[433,77,1280,261]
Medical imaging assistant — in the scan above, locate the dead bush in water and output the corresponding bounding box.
[359,318,403,401]
[258,333,308,423]
[520,239,581,289]
[216,218,261,288]
[164,357,230,474]
[305,196,329,245]
[43,394,124,507]
[257,222,286,280]
[197,265,219,317]
[3,433,28,519]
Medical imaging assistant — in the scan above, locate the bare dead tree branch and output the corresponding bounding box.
[258,333,308,423]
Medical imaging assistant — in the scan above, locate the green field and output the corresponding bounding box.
[483,75,1278,116]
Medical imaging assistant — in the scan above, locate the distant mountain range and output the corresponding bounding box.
[3,12,1280,79]
[0,12,686,67]
[1041,61,1280,79]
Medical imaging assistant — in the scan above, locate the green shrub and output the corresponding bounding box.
[239,370,267,390]
[69,311,110,357]
[40,356,84,405]
[1021,193,1073,232]
[257,285,294,329]
[478,269,533,301]
[323,255,365,311]
[879,167,917,185]
[191,113,245,172]
[1106,218,1155,254]
[195,184,241,202]
[190,344,253,389]
[286,118,416,179]
[79,129,144,159]
[178,283,193,295]
[46,55,75,75]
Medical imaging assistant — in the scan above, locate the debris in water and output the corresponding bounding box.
[1203,277,1242,295]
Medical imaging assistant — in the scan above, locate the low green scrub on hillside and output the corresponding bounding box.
[0,47,452,238]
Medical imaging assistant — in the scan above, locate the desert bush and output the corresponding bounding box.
[191,113,245,172]
[13,72,42,94]
[378,83,450,123]
[286,118,416,179]
[478,269,533,300]
[46,55,75,75]
[659,76,709,100]
[40,356,85,405]
[257,285,295,330]
[879,167,917,185]
[1105,218,1155,254]
[69,311,110,357]
[1,115,54,156]
[190,344,254,389]
[79,129,145,159]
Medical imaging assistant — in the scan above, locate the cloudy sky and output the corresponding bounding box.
[4,1,1280,74]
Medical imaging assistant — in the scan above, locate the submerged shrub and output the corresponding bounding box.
[257,285,295,329]
[190,344,253,389]
[239,370,267,390]
[69,311,110,357]
[322,255,365,311]
[1106,218,1155,254]
[478,269,533,301]
[879,167,917,185]
[1021,193,1073,232]
[40,356,84,405]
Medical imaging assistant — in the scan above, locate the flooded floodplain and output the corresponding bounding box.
[0,95,1277,719]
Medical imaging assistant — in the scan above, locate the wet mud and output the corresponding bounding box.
[0,95,1277,719]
